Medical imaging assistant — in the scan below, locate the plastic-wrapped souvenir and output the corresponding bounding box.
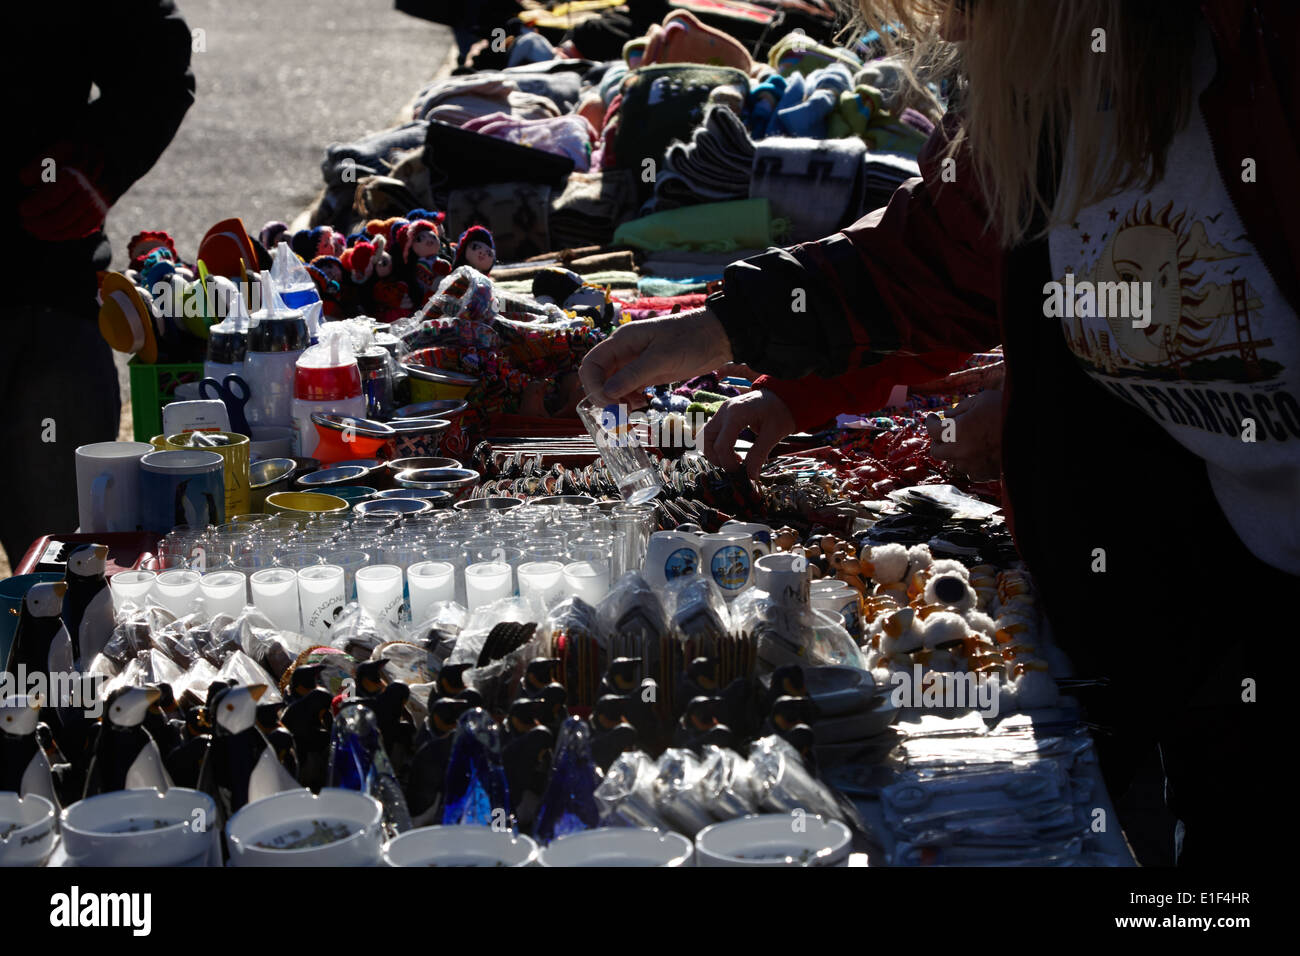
[544,597,604,709]
[595,750,665,829]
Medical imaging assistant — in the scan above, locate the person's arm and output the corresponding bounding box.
[707,112,1002,381]
[85,0,196,204]
[19,0,195,242]
[579,113,1003,407]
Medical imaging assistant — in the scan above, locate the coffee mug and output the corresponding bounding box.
[699,532,754,600]
[720,521,773,563]
[75,441,155,533]
[138,450,225,533]
[644,532,701,590]
[159,432,251,517]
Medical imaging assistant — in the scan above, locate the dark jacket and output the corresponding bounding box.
[707,0,1298,714]
[15,0,196,308]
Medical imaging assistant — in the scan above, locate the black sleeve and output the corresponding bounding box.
[86,0,196,202]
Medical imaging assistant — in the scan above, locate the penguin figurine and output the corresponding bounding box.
[501,699,554,826]
[589,695,640,772]
[144,683,183,758]
[404,697,473,823]
[518,658,561,700]
[764,694,815,739]
[354,658,413,773]
[83,686,174,797]
[164,706,211,789]
[761,665,807,715]
[432,663,472,701]
[673,696,732,752]
[601,658,658,750]
[537,683,569,735]
[256,702,298,780]
[6,581,73,681]
[280,687,334,792]
[0,694,62,806]
[198,684,301,820]
[286,663,325,703]
[61,543,115,666]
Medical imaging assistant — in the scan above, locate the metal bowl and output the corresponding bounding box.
[352,497,434,519]
[528,495,597,508]
[394,399,471,421]
[248,457,296,511]
[296,465,370,489]
[386,456,460,475]
[393,467,479,500]
[371,488,455,509]
[452,496,525,513]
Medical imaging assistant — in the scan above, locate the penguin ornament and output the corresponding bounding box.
[84,687,174,797]
[198,684,302,821]
[0,695,62,807]
[62,543,115,666]
[6,582,74,681]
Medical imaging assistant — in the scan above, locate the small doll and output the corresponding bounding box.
[397,217,451,307]
[452,225,496,275]
[306,259,344,318]
[259,220,289,250]
[291,225,346,262]
[370,236,413,322]
[127,230,179,271]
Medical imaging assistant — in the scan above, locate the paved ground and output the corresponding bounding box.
[2,0,449,578]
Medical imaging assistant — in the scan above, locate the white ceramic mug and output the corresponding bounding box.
[75,441,155,533]
[699,531,754,600]
[720,521,773,563]
[644,532,701,590]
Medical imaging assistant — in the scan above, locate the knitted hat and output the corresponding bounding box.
[341,238,380,282]
[398,219,439,262]
[366,217,407,248]
[452,225,496,270]
[127,230,178,270]
[259,220,289,249]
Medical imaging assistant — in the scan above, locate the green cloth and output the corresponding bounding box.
[687,399,725,418]
[613,198,786,253]
[828,85,929,156]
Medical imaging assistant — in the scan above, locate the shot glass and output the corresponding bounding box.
[108,569,156,613]
[249,568,302,632]
[577,396,663,506]
[199,570,248,620]
[153,569,202,618]
[464,561,512,612]
[297,565,346,640]
[517,560,566,609]
[407,560,456,624]
[563,560,610,606]
[355,564,404,626]
[330,549,371,602]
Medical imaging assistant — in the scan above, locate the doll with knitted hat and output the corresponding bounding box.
[452,225,496,275]
[398,217,451,307]
[127,230,179,271]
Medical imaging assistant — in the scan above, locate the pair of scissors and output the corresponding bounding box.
[198,373,252,436]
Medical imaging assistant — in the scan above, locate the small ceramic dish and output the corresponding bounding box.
[226,788,382,867]
[0,792,57,867]
[383,825,539,867]
[352,497,434,519]
[803,666,880,717]
[393,467,479,500]
[61,788,215,867]
[371,488,454,508]
[296,465,369,489]
[538,827,693,867]
[694,814,851,867]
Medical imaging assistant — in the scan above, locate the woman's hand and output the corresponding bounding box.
[699,389,797,480]
[579,308,734,407]
[926,388,1003,481]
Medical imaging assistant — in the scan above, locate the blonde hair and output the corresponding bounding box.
[847,0,1199,245]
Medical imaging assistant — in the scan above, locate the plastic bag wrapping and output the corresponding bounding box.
[652,748,716,836]
[543,596,603,709]
[809,613,868,670]
[216,650,282,704]
[595,572,675,716]
[212,605,283,667]
[748,735,843,821]
[449,599,541,713]
[260,631,318,686]
[406,600,467,670]
[282,646,356,698]
[149,649,184,689]
[373,640,437,687]
[595,751,666,829]
[172,657,220,709]
[665,575,753,690]
[328,601,405,662]
[697,744,760,820]
[728,587,816,675]
[99,606,163,670]
[426,265,498,322]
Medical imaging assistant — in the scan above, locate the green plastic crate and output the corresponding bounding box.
[128,360,205,443]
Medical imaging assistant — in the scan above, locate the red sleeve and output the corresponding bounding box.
[756,349,972,431]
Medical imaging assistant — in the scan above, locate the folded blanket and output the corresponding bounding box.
[749,136,866,242]
[613,197,785,252]
[652,104,756,211]
[462,112,597,171]
[548,169,638,248]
